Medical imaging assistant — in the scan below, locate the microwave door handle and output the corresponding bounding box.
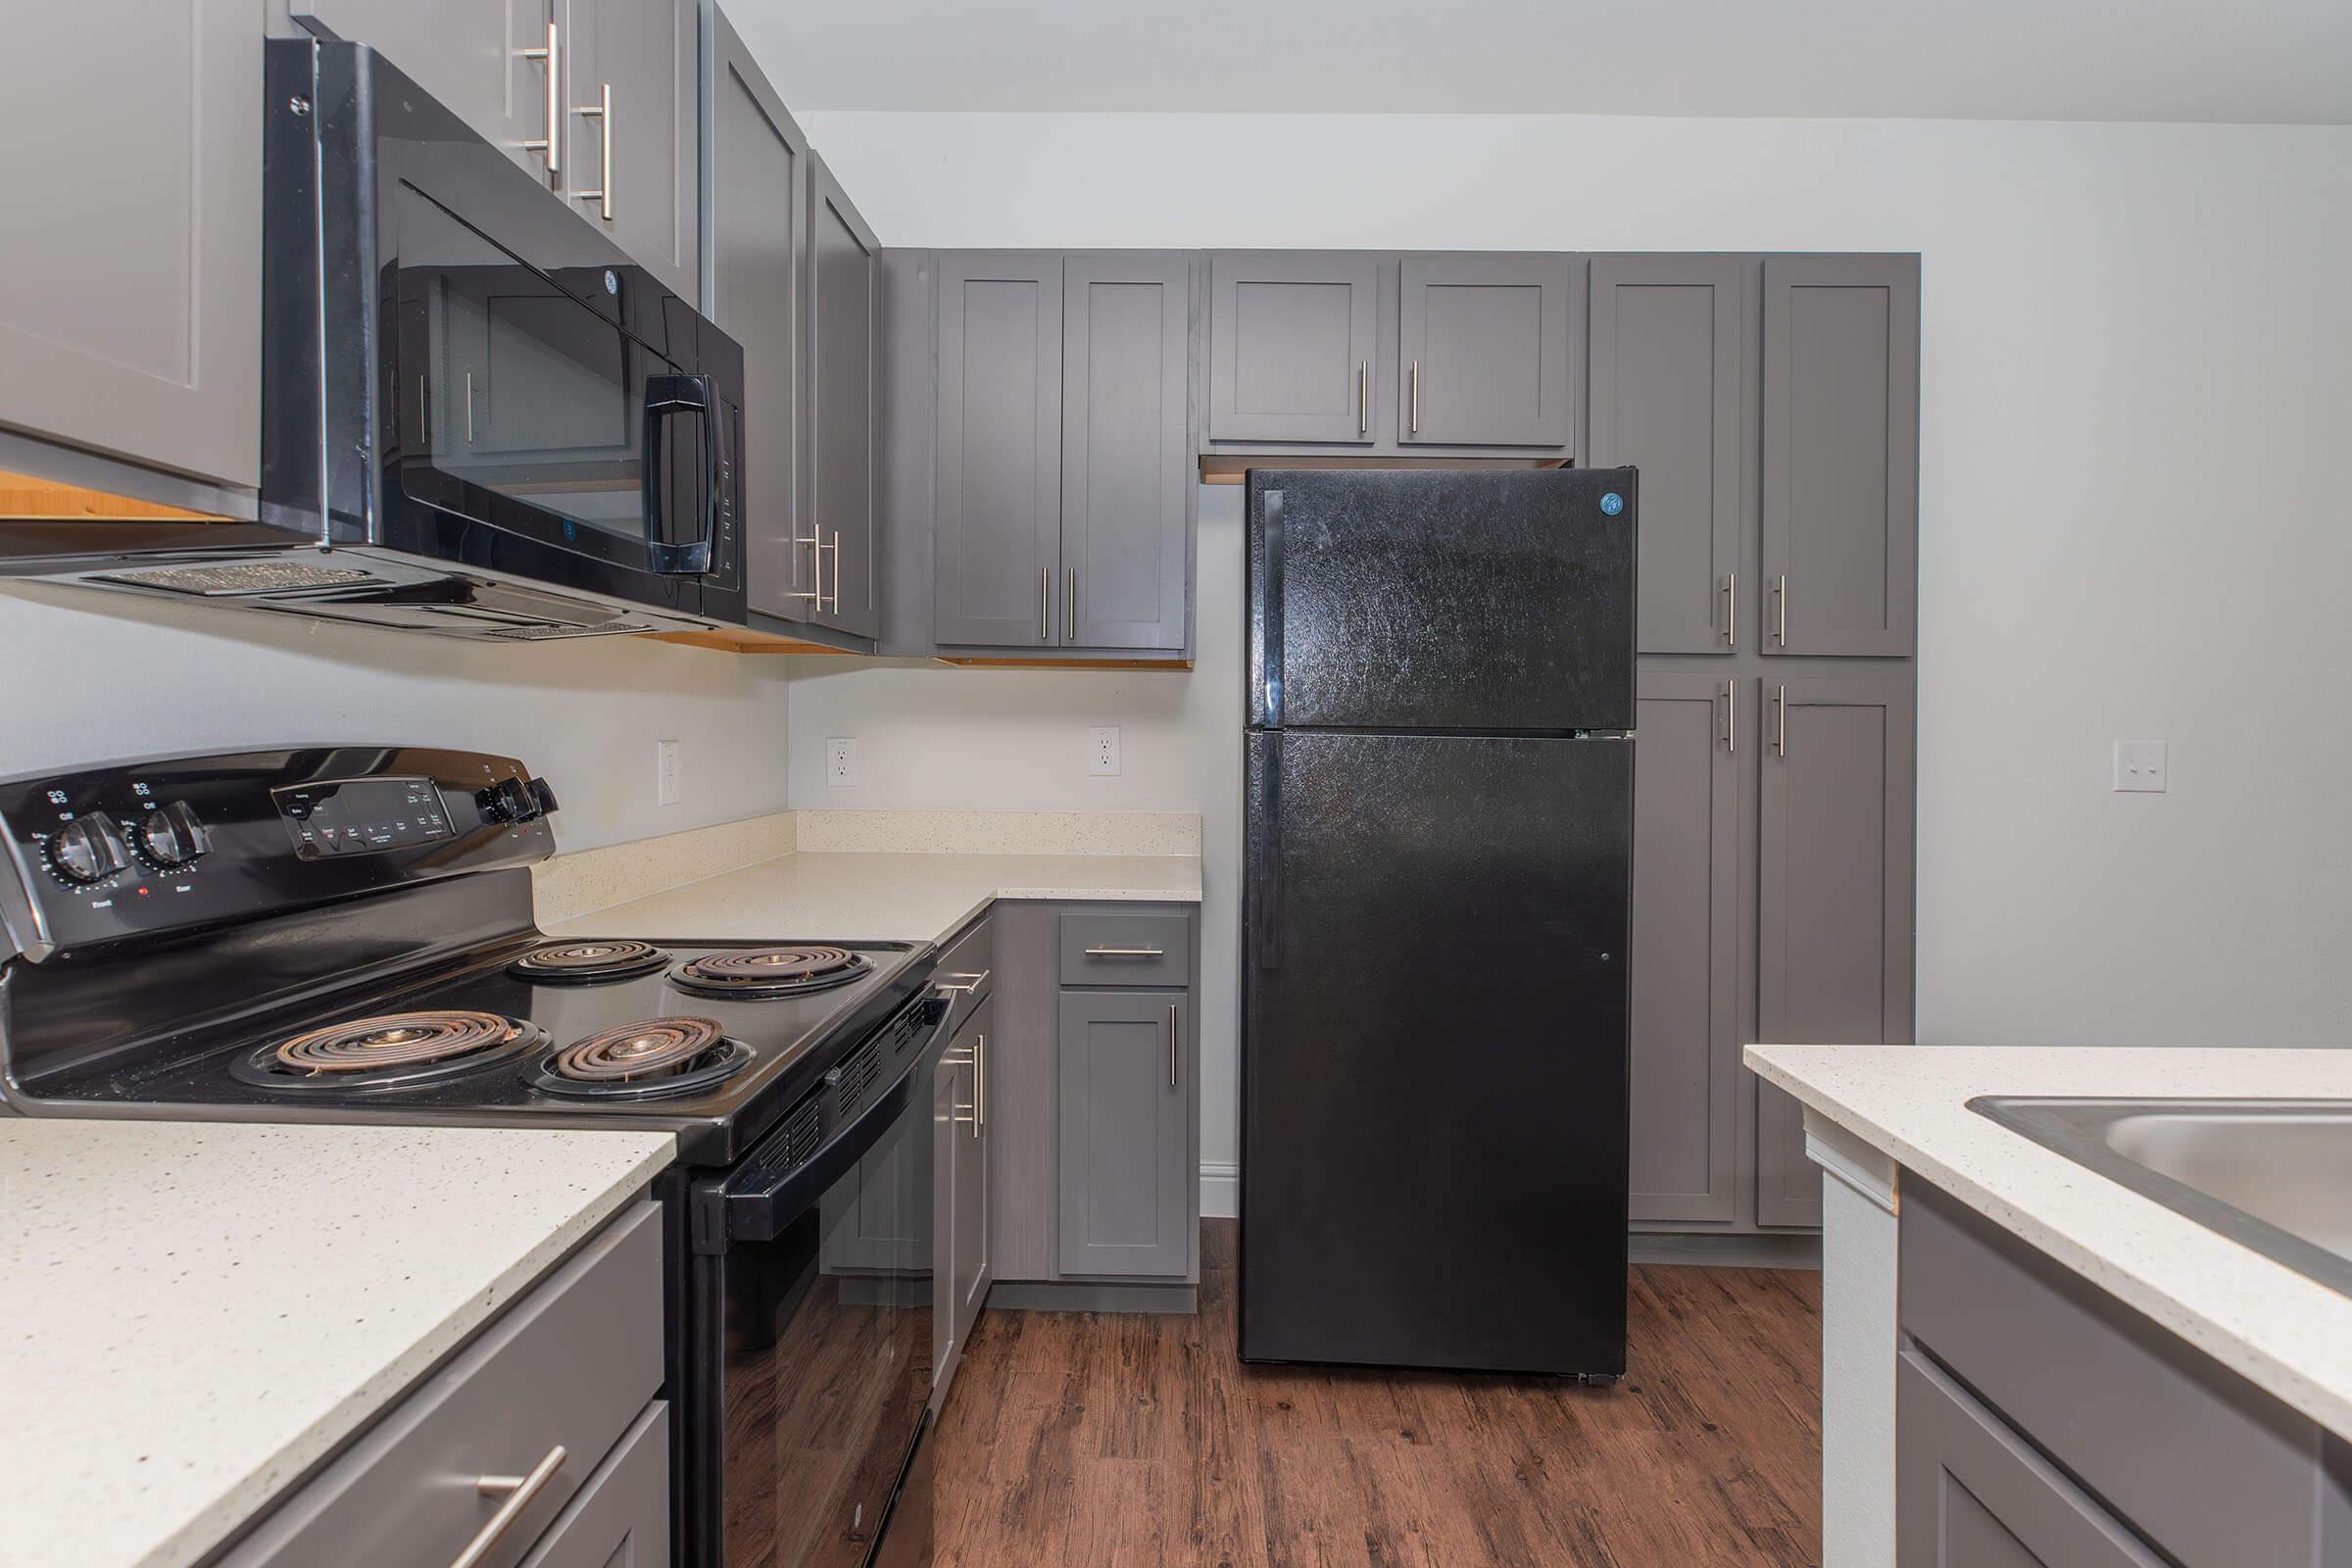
[639,372,717,574]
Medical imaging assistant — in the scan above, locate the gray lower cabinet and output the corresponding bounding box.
[220,1201,663,1568]
[1761,254,1919,658]
[559,0,701,302]
[1629,673,1741,1224]
[1056,989,1191,1278]
[0,0,260,493]
[1397,254,1578,449]
[932,993,994,1395]
[1897,1352,2159,1568]
[934,252,1064,647]
[1756,674,1916,1227]
[805,158,882,639]
[709,9,811,626]
[1589,255,1748,655]
[1060,255,1191,650]
[296,0,557,184]
[1207,252,1381,445]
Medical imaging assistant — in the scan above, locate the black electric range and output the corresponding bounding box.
[0,746,947,1568]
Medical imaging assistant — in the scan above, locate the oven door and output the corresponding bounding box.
[688,997,949,1568]
[382,177,740,615]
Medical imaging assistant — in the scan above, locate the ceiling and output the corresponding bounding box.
[729,0,2352,123]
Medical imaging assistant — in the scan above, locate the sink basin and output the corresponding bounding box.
[1970,1098,2352,1296]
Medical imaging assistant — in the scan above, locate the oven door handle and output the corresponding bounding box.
[640,371,717,575]
[719,995,955,1245]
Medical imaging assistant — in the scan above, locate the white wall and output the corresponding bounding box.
[792,109,2352,1188]
[0,583,791,852]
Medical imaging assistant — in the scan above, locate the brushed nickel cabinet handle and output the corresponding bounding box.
[1357,362,1368,435]
[1723,678,1737,754]
[515,22,560,175]
[1724,571,1737,647]
[975,1032,986,1137]
[570,82,612,220]
[1083,946,1163,957]
[452,1445,566,1568]
[935,969,990,995]
[1066,564,1076,639]
[1409,359,1419,434]
[1040,566,1050,641]
[783,529,820,604]
[1775,573,1788,646]
[1168,1002,1179,1088]
[1774,684,1788,758]
[824,530,841,613]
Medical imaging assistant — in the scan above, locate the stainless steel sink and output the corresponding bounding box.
[1970,1098,2352,1295]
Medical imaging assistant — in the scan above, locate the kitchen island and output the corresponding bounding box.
[1748,1043,2352,1568]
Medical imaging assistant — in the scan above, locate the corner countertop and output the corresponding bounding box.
[1746,1042,2352,1437]
[0,1118,674,1568]
[543,849,1203,948]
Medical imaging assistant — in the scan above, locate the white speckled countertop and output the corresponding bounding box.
[1746,1043,2352,1437]
[544,849,1202,947]
[0,1118,673,1568]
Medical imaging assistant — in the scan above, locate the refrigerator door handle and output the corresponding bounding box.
[1261,488,1286,728]
[1252,732,1283,970]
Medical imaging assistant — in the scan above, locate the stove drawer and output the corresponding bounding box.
[220,1200,662,1568]
[1059,909,1191,988]
[937,909,996,1032]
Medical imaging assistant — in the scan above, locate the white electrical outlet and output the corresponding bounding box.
[2113,740,2168,793]
[826,738,859,788]
[1088,725,1122,777]
[656,739,682,807]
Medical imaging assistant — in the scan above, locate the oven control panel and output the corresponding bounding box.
[0,747,558,960]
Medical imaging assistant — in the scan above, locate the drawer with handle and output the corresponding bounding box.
[220,1201,662,1568]
[934,911,995,1032]
[1057,910,1190,988]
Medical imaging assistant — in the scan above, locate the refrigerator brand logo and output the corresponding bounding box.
[1599,493,1625,516]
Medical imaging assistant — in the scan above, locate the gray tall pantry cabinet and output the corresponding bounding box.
[1596,254,1921,1236]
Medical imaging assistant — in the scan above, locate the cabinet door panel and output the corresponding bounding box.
[935,254,1062,646]
[0,0,259,488]
[300,0,553,180]
[931,1052,960,1387]
[953,1001,995,1344]
[807,159,880,637]
[1590,256,1745,654]
[1057,990,1188,1278]
[1398,254,1576,448]
[710,13,811,623]
[514,1401,670,1568]
[1757,675,1915,1226]
[1208,254,1379,444]
[1061,255,1190,650]
[562,0,699,301]
[1630,674,1740,1224]
[1762,256,1919,657]
[1898,1353,2164,1568]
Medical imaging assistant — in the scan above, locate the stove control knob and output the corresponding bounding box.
[478,776,534,823]
[525,778,560,818]
[48,812,128,885]
[136,801,211,867]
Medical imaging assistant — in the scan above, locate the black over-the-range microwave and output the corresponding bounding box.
[0,36,748,642]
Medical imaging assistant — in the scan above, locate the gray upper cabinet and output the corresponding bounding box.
[296,0,558,183]
[558,0,700,302]
[1756,674,1916,1226]
[1761,255,1919,657]
[0,0,260,492]
[708,10,810,625]
[934,253,1064,647]
[1060,255,1191,651]
[1207,253,1380,445]
[1397,254,1578,449]
[806,158,882,639]
[1630,673,1741,1225]
[1590,256,1747,655]
[1056,990,1190,1278]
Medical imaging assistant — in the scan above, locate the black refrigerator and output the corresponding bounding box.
[1240,466,1636,1378]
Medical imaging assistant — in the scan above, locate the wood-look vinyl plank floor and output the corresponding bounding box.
[930,1220,1823,1567]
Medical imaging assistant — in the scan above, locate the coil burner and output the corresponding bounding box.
[508,940,671,984]
[668,946,871,1001]
[232,1009,548,1091]
[528,1016,752,1100]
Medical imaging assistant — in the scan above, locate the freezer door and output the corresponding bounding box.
[1241,730,1631,1374]
[1248,467,1636,732]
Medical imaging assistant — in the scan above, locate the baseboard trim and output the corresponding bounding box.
[1631,1231,1824,1270]
[1200,1160,1239,1219]
[988,1279,1199,1315]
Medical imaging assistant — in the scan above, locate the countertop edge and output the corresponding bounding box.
[141,1132,676,1568]
[1744,1044,2352,1440]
